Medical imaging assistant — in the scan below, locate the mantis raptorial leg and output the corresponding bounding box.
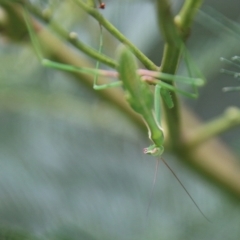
[24,2,208,220]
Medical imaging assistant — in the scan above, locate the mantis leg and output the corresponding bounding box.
[182,45,205,97]
[92,23,122,90]
[157,44,205,108]
[154,84,162,125]
[157,80,200,98]
[23,7,122,91]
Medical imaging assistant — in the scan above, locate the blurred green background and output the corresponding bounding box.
[1,0,240,239]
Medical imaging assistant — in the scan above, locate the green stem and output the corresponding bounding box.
[0,1,28,40]
[25,3,117,68]
[156,0,182,150]
[72,0,158,70]
[175,0,204,38]
[186,107,240,149]
[156,0,204,150]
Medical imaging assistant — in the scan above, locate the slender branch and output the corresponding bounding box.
[175,0,204,38]
[72,0,158,71]
[24,2,117,68]
[180,106,240,199]
[185,107,240,149]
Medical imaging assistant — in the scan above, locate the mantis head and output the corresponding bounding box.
[143,144,164,156]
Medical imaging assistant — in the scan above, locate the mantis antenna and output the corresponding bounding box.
[161,158,210,222]
[147,157,211,222]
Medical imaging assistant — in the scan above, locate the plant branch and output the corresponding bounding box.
[72,0,158,71]
[0,1,28,40]
[155,0,204,150]
[156,0,182,150]
[180,106,240,199]
[175,0,204,38]
[185,107,240,149]
[24,2,117,68]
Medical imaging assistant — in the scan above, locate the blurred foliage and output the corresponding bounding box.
[1,0,240,239]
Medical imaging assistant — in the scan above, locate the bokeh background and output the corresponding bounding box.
[1,0,240,239]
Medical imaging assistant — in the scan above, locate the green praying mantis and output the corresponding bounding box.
[23,1,208,219]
